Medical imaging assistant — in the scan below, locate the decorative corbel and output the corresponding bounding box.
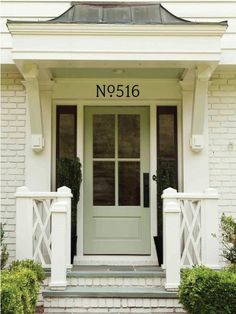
[22,64,44,152]
[190,65,213,153]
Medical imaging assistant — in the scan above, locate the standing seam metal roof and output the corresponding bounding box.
[7,2,228,25]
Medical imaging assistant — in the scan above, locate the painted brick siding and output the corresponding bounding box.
[1,71,26,262]
[208,72,236,217]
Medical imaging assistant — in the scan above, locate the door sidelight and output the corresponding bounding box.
[143,173,150,207]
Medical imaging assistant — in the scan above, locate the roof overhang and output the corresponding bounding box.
[7,22,227,67]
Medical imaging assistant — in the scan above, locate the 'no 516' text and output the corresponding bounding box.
[96,84,140,98]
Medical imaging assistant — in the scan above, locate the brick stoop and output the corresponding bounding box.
[43,286,185,313]
[41,266,186,313]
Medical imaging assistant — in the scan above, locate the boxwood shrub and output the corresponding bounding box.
[178,266,236,314]
[1,260,45,314]
[9,259,46,282]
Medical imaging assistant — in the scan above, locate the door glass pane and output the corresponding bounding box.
[93,161,115,206]
[118,115,140,158]
[58,113,76,158]
[93,115,115,158]
[119,162,140,206]
[158,114,175,158]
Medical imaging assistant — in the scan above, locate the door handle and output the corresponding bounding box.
[143,173,149,208]
[152,170,158,182]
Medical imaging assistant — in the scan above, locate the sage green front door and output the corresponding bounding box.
[84,107,150,255]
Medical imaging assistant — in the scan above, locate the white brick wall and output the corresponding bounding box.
[1,71,26,262]
[208,71,236,216]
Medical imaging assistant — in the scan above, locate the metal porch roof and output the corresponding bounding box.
[7,2,227,26]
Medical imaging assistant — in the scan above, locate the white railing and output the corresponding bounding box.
[162,187,219,291]
[15,186,72,290]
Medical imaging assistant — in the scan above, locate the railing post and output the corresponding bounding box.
[201,188,220,268]
[15,186,34,260]
[49,201,67,290]
[57,186,72,268]
[162,188,181,291]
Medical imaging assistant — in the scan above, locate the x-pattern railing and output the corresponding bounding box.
[32,198,55,266]
[162,187,219,291]
[180,199,202,266]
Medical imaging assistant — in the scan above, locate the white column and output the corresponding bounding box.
[201,188,220,268]
[57,186,72,268]
[49,201,68,290]
[15,186,34,260]
[163,188,181,291]
[25,82,53,191]
[181,81,209,192]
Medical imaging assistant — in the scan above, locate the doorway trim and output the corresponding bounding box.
[52,99,182,265]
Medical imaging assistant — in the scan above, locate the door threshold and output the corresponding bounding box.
[73,255,158,266]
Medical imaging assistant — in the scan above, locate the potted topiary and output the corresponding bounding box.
[56,157,82,263]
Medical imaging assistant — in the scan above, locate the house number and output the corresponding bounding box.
[96,84,140,98]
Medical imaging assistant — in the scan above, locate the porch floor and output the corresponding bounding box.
[71,265,163,272]
[67,265,165,278]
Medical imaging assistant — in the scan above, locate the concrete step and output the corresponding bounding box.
[43,286,176,298]
[43,286,186,313]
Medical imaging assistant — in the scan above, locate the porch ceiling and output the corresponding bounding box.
[51,67,185,79]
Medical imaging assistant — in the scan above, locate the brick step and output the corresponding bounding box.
[43,286,186,313]
[44,267,166,288]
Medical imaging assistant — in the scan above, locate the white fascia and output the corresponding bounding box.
[8,23,227,63]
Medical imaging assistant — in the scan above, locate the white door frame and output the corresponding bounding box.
[52,99,182,265]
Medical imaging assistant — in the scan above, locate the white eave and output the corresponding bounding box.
[7,22,227,63]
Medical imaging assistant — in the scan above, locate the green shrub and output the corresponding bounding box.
[178,266,236,314]
[219,214,236,264]
[1,260,45,314]
[1,270,24,314]
[1,223,9,269]
[225,263,236,273]
[9,259,46,282]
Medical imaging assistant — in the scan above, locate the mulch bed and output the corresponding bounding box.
[35,306,44,313]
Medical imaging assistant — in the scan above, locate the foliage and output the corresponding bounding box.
[219,214,236,264]
[56,157,82,207]
[1,260,45,314]
[156,159,177,263]
[225,263,236,273]
[9,259,46,282]
[178,266,236,314]
[1,270,24,314]
[56,157,82,258]
[1,223,9,269]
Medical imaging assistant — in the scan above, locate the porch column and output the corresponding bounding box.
[15,186,34,260]
[201,188,220,268]
[49,201,68,290]
[181,69,210,192]
[163,188,181,291]
[57,186,72,269]
[25,79,54,191]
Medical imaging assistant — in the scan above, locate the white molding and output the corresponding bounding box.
[162,192,219,199]
[7,23,227,36]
